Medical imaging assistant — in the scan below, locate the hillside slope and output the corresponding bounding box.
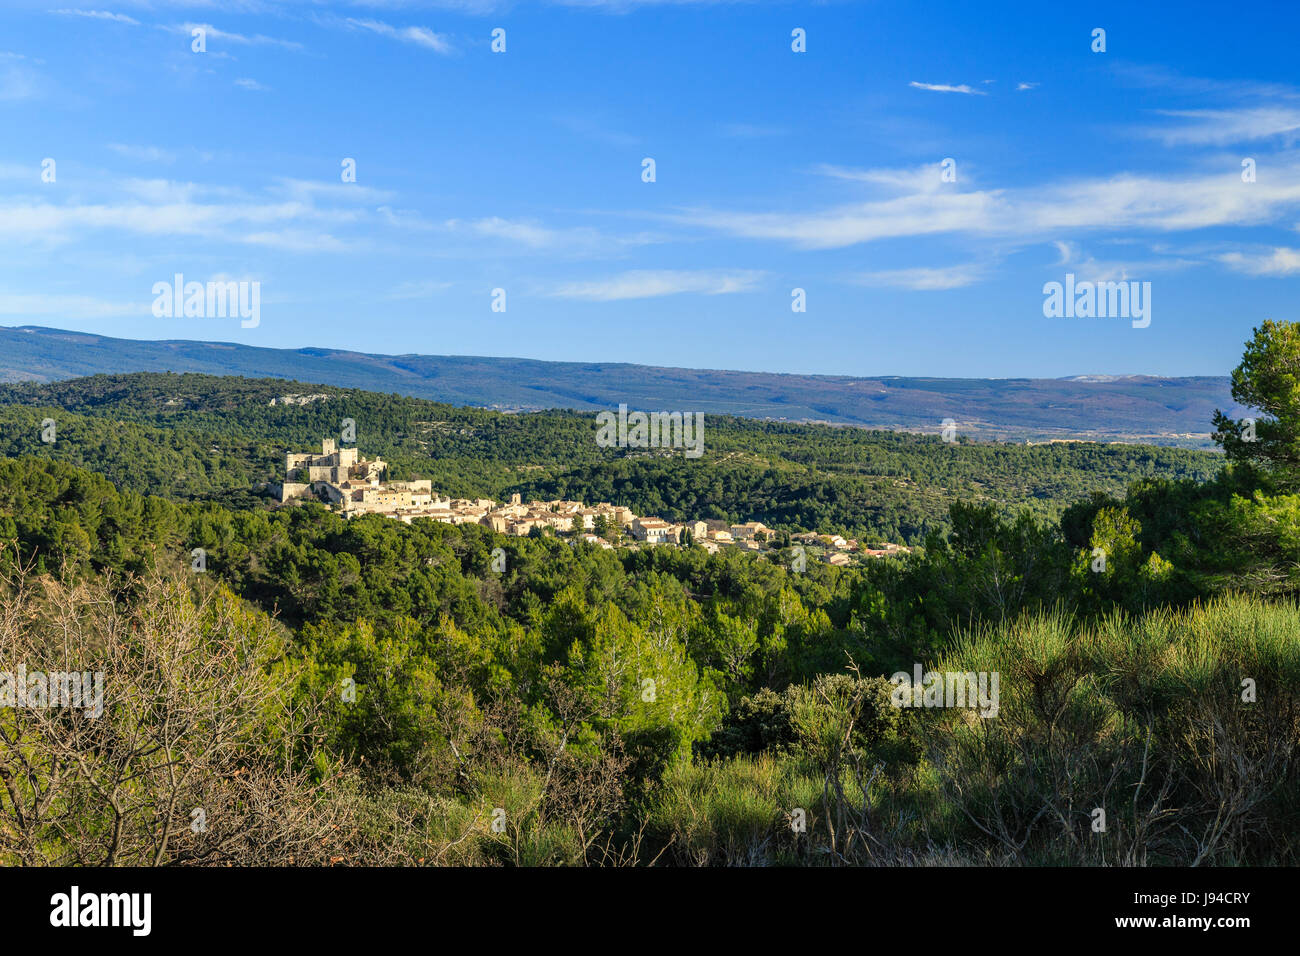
[0,326,1244,445]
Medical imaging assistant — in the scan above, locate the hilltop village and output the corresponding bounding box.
[270,440,909,564]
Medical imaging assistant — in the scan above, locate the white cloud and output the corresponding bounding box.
[0,171,440,255]
[376,205,433,230]
[0,201,304,240]
[170,23,302,51]
[1219,246,1300,276]
[854,264,986,290]
[444,216,661,253]
[813,162,953,194]
[344,18,453,54]
[0,292,141,318]
[50,9,139,24]
[672,167,1300,249]
[673,191,998,248]
[1145,107,1300,145]
[464,217,565,248]
[909,81,986,96]
[1016,82,1037,91]
[242,229,348,252]
[117,178,203,203]
[234,77,269,91]
[275,178,394,204]
[0,178,367,246]
[1052,240,1079,265]
[1050,240,1196,281]
[108,143,177,163]
[550,269,762,301]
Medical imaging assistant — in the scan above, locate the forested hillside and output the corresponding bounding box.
[0,372,1220,543]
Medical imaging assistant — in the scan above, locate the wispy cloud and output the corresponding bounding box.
[275,178,395,204]
[243,229,348,252]
[0,292,141,319]
[672,166,1300,249]
[1219,246,1300,276]
[813,162,954,194]
[909,81,986,96]
[1016,82,1037,91]
[1144,107,1300,146]
[169,23,302,51]
[461,217,566,248]
[550,269,762,301]
[1051,240,1197,281]
[446,216,661,254]
[0,175,381,247]
[854,263,986,290]
[51,9,139,25]
[234,77,269,91]
[1113,63,1300,103]
[344,18,453,54]
[108,143,177,163]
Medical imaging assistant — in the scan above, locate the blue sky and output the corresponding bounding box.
[1,0,1298,378]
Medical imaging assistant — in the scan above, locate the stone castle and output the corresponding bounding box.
[275,438,437,515]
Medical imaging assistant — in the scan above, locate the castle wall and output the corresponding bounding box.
[276,482,309,502]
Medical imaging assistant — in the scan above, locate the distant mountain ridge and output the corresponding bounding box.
[0,325,1245,446]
